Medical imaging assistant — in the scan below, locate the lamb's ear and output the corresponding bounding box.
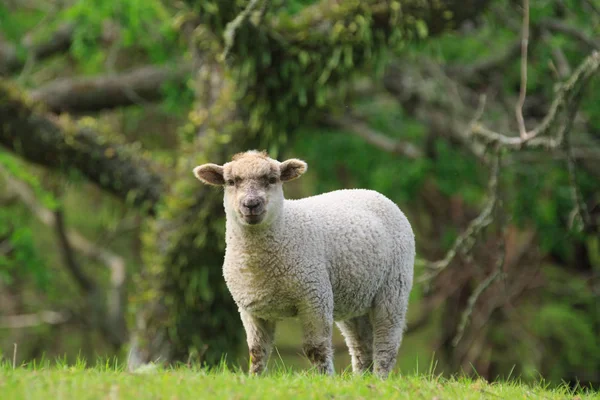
[193,164,225,186]
[279,159,307,182]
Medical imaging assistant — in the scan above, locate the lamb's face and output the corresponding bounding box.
[222,154,282,226]
[193,150,307,227]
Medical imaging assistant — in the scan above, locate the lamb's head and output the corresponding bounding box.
[193,150,307,226]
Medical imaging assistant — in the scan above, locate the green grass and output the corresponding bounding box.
[1,361,598,400]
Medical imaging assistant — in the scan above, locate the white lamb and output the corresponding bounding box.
[193,150,415,378]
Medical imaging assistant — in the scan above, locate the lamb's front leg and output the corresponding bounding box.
[299,298,335,375]
[240,310,275,375]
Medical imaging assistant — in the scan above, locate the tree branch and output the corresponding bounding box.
[211,0,491,52]
[419,149,502,283]
[539,18,600,51]
[418,51,599,283]
[31,63,194,113]
[452,234,505,347]
[563,102,592,232]
[583,0,600,17]
[0,311,71,329]
[470,51,600,148]
[515,0,530,140]
[268,0,492,42]
[54,208,96,293]
[322,113,423,159]
[0,80,165,214]
[383,59,490,159]
[0,24,75,76]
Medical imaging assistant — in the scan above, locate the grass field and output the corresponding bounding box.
[1,362,598,400]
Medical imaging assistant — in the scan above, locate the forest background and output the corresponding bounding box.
[0,0,598,388]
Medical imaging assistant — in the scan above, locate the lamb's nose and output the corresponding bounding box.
[243,198,260,210]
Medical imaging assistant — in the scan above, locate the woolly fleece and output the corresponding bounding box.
[193,151,415,378]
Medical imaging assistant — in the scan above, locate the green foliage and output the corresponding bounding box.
[537,266,600,351]
[505,161,584,259]
[535,305,599,377]
[0,4,45,42]
[160,80,196,117]
[281,0,320,15]
[0,209,48,289]
[189,0,434,147]
[495,264,600,383]
[61,0,181,73]
[0,153,59,211]
[291,104,431,204]
[581,78,600,133]
[432,141,486,205]
[408,11,515,64]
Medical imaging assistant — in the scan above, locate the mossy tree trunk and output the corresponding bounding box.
[0,80,164,213]
[127,59,268,367]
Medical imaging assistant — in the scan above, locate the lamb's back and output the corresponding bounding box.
[284,189,414,320]
[286,189,411,241]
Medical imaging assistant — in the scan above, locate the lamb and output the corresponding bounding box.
[193,150,415,378]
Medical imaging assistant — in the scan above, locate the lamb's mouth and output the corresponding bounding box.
[241,213,265,225]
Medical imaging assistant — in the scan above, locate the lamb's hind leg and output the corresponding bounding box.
[240,310,276,375]
[336,315,373,374]
[371,285,409,379]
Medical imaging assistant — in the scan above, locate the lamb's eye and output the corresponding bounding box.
[268,177,277,185]
[226,179,235,186]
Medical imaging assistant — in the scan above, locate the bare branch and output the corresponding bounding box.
[25,24,75,62]
[322,113,423,159]
[583,0,600,17]
[421,51,599,282]
[419,149,502,283]
[564,108,592,232]
[539,18,600,51]
[0,167,55,225]
[471,51,600,148]
[526,51,598,142]
[66,230,127,329]
[546,38,572,78]
[515,0,530,140]
[383,59,492,160]
[0,24,75,76]
[452,235,505,347]
[31,63,193,113]
[54,208,96,293]
[0,311,70,329]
